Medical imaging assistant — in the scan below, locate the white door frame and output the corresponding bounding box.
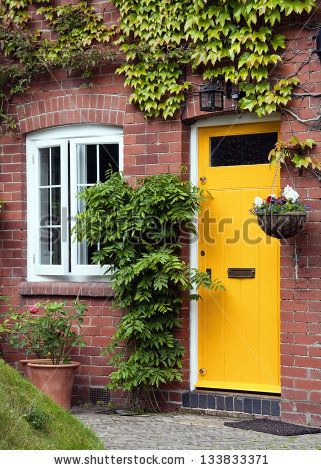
[189,112,281,391]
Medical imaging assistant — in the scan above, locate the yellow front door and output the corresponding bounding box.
[197,122,281,394]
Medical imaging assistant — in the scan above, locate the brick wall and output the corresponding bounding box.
[277,25,321,427]
[0,55,190,410]
[0,2,321,425]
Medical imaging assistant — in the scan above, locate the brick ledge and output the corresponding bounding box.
[19,281,114,298]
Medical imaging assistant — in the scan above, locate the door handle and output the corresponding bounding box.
[206,268,212,279]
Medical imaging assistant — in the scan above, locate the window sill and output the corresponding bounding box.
[19,282,115,298]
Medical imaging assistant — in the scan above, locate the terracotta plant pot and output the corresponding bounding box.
[27,361,80,409]
[19,359,32,377]
[19,358,52,378]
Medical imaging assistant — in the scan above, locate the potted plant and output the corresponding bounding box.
[4,300,87,409]
[250,185,308,239]
[3,304,51,376]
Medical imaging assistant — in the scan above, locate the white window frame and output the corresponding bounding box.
[69,135,123,276]
[27,124,124,282]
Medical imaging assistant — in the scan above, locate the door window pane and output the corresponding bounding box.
[210,132,278,167]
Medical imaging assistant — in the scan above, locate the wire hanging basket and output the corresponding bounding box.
[257,212,307,239]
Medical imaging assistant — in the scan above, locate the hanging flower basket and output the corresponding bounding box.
[250,186,308,240]
[257,212,307,239]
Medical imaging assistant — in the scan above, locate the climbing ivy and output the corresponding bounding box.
[268,136,321,179]
[114,0,316,118]
[0,0,115,128]
[0,0,318,124]
[74,172,222,403]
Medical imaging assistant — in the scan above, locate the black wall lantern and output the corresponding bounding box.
[199,79,224,112]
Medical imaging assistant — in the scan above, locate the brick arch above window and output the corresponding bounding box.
[16,93,127,134]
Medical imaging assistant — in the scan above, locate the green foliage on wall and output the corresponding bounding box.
[114,0,315,118]
[0,0,115,127]
[75,172,222,399]
[0,0,317,125]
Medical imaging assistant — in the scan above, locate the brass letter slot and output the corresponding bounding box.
[228,268,255,279]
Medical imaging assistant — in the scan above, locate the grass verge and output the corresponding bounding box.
[0,359,104,449]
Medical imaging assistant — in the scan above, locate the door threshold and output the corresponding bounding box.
[196,387,281,398]
[182,390,281,417]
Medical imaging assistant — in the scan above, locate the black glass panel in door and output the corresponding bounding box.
[210,132,278,167]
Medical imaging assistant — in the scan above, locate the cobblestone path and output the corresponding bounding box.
[75,410,321,450]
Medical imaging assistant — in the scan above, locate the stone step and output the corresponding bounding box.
[182,391,280,417]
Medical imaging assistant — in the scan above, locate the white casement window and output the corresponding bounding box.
[27,125,123,281]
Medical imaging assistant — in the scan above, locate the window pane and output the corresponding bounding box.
[51,147,61,185]
[40,228,61,265]
[77,195,98,265]
[77,144,97,185]
[210,132,278,167]
[40,188,50,225]
[39,148,50,186]
[40,228,50,265]
[75,142,119,267]
[77,241,98,265]
[51,228,61,265]
[99,144,119,180]
[51,188,61,225]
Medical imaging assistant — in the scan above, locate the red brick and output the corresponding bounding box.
[295,356,321,368]
[295,290,320,301]
[308,188,321,198]
[281,401,295,412]
[310,415,321,427]
[281,289,294,300]
[281,322,307,333]
[281,377,294,388]
[308,302,321,312]
[310,391,321,401]
[309,369,321,380]
[91,336,110,347]
[296,402,321,414]
[308,323,321,334]
[281,300,307,311]
[136,133,158,144]
[282,389,308,401]
[281,366,308,378]
[281,344,307,356]
[146,143,169,154]
[281,412,308,425]
[294,334,321,345]
[294,378,321,390]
